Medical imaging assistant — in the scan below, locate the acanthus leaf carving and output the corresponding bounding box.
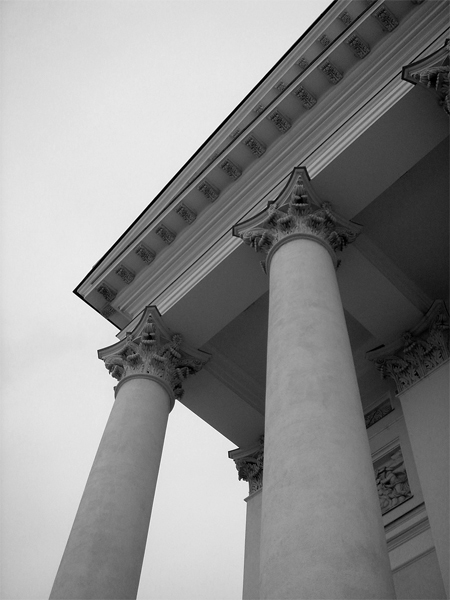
[234,169,359,272]
[101,310,208,400]
[402,40,450,115]
[367,301,449,394]
[230,436,264,495]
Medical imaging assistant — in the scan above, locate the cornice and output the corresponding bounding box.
[75,1,449,326]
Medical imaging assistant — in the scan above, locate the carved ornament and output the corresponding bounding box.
[339,11,352,25]
[274,81,287,93]
[98,306,210,401]
[97,282,117,302]
[135,243,155,265]
[115,264,135,284]
[346,34,370,59]
[155,224,176,245]
[293,85,317,109]
[229,437,264,495]
[233,167,360,273]
[318,34,331,47]
[101,303,116,318]
[319,60,343,84]
[220,158,242,180]
[374,446,413,515]
[297,58,309,72]
[371,6,399,32]
[243,135,266,157]
[364,397,393,429]
[402,40,450,115]
[176,203,196,224]
[267,109,291,133]
[253,104,265,115]
[198,180,220,202]
[367,300,449,394]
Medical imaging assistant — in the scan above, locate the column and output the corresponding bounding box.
[50,307,208,600]
[229,438,264,600]
[234,168,395,600]
[368,300,449,594]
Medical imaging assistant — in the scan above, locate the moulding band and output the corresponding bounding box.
[114,373,176,411]
[266,232,338,276]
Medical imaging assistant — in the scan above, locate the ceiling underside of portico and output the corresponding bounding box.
[74,0,449,448]
[178,133,448,447]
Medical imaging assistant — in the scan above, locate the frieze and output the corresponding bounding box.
[97,282,117,302]
[230,437,264,495]
[267,109,291,133]
[176,203,196,224]
[155,224,176,245]
[374,447,412,515]
[115,264,135,284]
[364,397,393,429]
[135,243,155,265]
[372,6,399,32]
[243,135,266,157]
[293,85,317,109]
[346,34,370,59]
[198,180,220,201]
[103,312,205,400]
[234,168,360,273]
[319,60,343,84]
[367,301,449,394]
[220,159,242,180]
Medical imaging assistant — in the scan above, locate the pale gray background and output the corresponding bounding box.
[1,1,330,598]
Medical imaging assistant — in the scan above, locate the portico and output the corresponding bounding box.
[52,1,449,598]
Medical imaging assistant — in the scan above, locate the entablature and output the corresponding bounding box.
[75,0,448,331]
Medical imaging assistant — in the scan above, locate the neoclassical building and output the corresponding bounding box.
[51,1,449,598]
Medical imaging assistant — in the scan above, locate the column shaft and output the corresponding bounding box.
[50,376,171,600]
[260,237,395,599]
[243,490,262,600]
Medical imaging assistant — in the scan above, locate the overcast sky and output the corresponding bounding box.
[1,1,330,598]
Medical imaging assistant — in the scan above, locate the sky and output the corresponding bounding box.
[1,1,331,598]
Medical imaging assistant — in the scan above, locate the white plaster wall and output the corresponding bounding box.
[393,549,447,599]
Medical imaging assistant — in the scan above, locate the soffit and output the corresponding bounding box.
[74,0,448,330]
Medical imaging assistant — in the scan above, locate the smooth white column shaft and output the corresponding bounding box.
[50,375,171,600]
[243,490,262,600]
[260,237,395,600]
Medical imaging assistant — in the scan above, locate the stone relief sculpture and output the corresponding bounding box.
[374,448,412,514]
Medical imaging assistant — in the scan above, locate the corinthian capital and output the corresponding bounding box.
[367,300,449,394]
[229,437,264,495]
[98,306,210,400]
[402,39,450,116]
[233,167,360,272]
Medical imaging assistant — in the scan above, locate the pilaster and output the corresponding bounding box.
[367,301,449,593]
